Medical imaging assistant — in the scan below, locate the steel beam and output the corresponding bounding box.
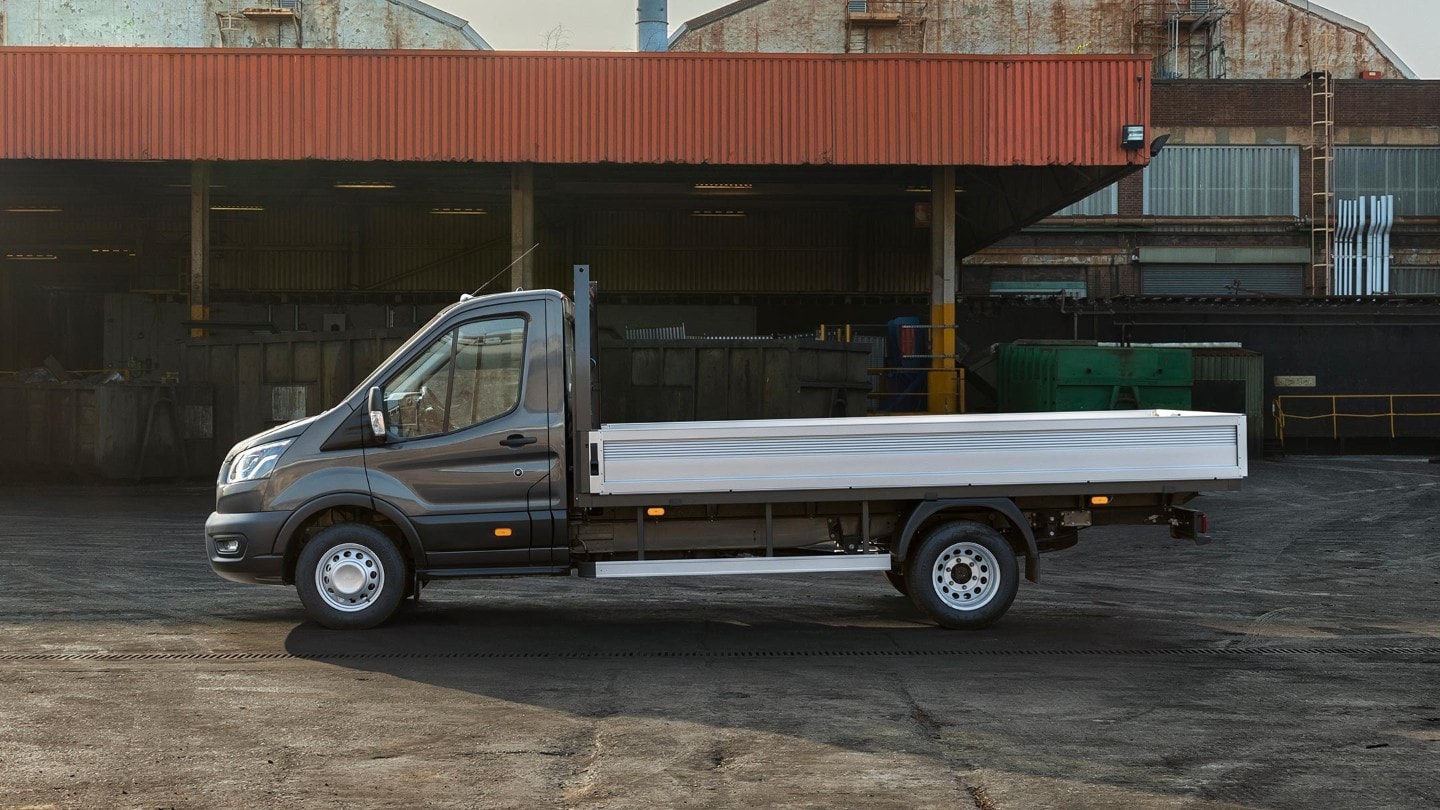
[510,163,535,290]
[929,166,958,413]
[189,161,211,338]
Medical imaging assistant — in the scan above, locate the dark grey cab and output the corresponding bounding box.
[206,289,571,628]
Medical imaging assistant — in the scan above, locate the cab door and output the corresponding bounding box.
[363,298,554,569]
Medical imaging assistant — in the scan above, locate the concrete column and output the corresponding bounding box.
[0,263,14,370]
[510,163,536,290]
[189,161,211,338]
[928,166,958,414]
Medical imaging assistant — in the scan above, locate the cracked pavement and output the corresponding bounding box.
[1,457,1438,808]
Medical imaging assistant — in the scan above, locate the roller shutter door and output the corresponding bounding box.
[1141,265,1303,296]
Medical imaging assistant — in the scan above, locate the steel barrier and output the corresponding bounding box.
[1274,394,1440,443]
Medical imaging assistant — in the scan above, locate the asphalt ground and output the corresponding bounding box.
[0,456,1438,809]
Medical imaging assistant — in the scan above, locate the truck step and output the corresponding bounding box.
[579,554,892,579]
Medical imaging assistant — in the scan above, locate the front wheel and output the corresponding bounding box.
[295,524,408,630]
[905,521,1019,630]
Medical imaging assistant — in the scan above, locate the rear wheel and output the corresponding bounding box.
[905,521,1018,630]
[295,523,408,630]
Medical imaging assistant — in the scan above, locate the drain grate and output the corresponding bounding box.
[0,646,1435,663]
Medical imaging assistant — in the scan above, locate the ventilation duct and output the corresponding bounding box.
[638,0,668,52]
[1334,196,1394,295]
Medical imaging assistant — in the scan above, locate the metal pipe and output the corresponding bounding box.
[1333,200,1348,295]
[637,0,668,52]
[1379,195,1394,294]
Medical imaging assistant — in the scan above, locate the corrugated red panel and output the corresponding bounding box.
[0,49,1150,167]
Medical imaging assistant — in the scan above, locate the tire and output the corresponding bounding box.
[295,523,408,630]
[905,521,1019,630]
[883,569,910,596]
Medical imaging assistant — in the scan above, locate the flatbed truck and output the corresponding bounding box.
[206,266,1247,630]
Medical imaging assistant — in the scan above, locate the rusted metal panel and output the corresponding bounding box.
[0,48,1150,168]
[0,0,487,50]
[673,0,1412,80]
[0,382,211,479]
[187,330,412,457]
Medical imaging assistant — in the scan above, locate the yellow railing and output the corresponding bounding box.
[866,366,966,415]
[819,321,966,415]
[1274,394,1440,442]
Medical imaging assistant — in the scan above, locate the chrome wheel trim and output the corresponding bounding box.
[315,542,385,613]
[930,541,1001,611]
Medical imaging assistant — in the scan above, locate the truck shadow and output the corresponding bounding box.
[279,591,1258,805]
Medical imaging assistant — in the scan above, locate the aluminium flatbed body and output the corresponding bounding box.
[584,409,1245,503]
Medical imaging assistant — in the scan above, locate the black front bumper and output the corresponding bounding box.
[205,510,291,584]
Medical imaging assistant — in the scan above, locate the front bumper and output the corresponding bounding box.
[205,510,291,584]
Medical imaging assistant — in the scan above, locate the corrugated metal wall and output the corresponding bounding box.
[185,330,413,455]
[206,205,929,296]
[1145,146,1299,216]
[0,49,1150,168]
[212,205,510,293]
[1335,148,1440,217]
[1192,349,1264,446]
[1141,265,1304,296]
[1393,268,1440,295]
[1055,184,1119,216]
[557,208,927,294]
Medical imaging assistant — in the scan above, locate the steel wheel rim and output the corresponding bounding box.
[315,543,385,613]
[931,541,1000,611]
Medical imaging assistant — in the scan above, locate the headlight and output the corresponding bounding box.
[227,439,293,484]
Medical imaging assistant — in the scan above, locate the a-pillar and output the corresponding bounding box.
[928,166,958,413]
[510,163,536,290]
[189,162,211,338]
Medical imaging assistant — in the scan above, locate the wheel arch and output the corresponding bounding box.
[895,499,1040,583]
[275,493,427,584]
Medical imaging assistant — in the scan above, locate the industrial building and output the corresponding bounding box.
[1,0,1438,480]
[669,0,1440,452]
[673,0,1438,298]
[0,0,490,49]
[0,43,1153,475]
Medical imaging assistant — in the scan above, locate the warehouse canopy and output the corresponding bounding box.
[0,48,1149,166]
[0,47,1151,254]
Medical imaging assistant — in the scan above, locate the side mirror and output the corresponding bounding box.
[367,386,388,440]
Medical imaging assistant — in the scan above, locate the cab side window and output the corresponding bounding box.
[384,317,526,439]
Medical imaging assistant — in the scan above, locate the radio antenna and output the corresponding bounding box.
[464,243,540,299]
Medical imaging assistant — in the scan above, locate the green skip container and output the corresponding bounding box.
[996,341,1193,412]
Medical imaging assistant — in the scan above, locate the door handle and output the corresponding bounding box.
[500,434,538,448]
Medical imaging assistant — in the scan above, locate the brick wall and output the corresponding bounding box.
[1154,79,1440,129]
[1154,80,1310,127]
[1334,82,1440,128]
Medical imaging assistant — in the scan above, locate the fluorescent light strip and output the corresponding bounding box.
[334,181,396,189]
[209,205,265,212]
[694,183,754,190]
[5,206,62,213]
[430,208,488,215]
[691,210,746,218]
[6,253,58,260]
